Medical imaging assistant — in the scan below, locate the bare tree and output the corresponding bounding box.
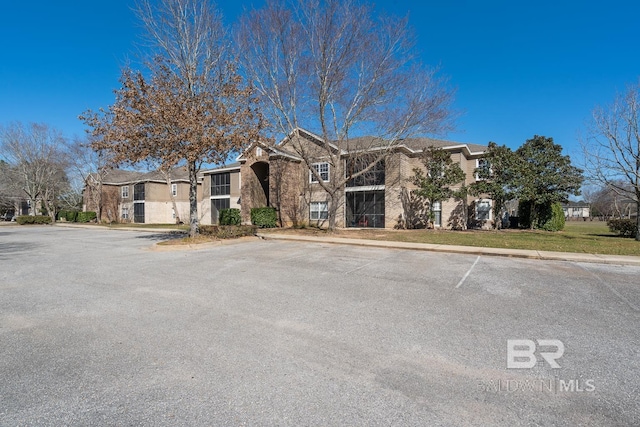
[65,135,113,218]
[583,81,640,240]
[237,0,455,230]
[81,0,262,237]
[0,122,70,221]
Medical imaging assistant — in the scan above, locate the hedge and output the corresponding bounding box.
[219,208,241,226]
[518,200,565,231]
[250,207,277,228]
[76,211,97,223]
[16,215,52,225]
[57,210,96,223]
[57,210,79,222]
[538,202,566,232]
[607,218,638,238]
[199,224,257,239]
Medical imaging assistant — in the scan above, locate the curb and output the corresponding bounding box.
[257,233,640,267]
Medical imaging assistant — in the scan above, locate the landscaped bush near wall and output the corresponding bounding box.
[607,218,638,237]
[199,224,257,239]
[76,211,97,223]
[250,207,277,228]
[219,208,241,226]
[16,215,52,225]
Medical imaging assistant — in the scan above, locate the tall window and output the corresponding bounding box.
[475,158,491,180]
[310,202,328,220]
[121,186,129,199]
[122,206,129,220]
[133,183,145,201]
[346,158,385,187]
[211,198,230,224]
[133,203,145,223]
[476,199,491,221]
[432,201,442,226]
[211,172,231,196]
[345,191,385,228]
[310,162,330,182]
[171,183,177,197]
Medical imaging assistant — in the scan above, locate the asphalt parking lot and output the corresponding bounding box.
[1,226,639,426]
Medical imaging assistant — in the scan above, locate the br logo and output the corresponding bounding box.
[507,339,565,369]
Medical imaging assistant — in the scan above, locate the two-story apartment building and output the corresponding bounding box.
[84,128,490,229]
[84,167,200,224]
[237,128,490,229]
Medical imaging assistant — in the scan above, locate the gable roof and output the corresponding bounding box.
[200,162,242,175]
[101,166,194,185]
[274,127,488,158]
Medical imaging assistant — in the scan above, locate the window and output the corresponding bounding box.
[476,199,491,221]
[121,186,129,199]
[475,158,490,180]
[171,183,177,197]
[133,183,145,201]
[256,147,263,156]
[346,158,385,187]
[211,198,230,224]
[133,203,145,223]
[310,202,328,220]
[432,201,442,227]
[346,191,385,228]
[310,162,330,182]
[172,208,176,219]
[122,206,129,220]
[211,172,231,196]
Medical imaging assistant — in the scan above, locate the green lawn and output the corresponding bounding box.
[266,221,640,256]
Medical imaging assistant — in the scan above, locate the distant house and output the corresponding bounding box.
[562,201,590,220]
[83,166,201,224]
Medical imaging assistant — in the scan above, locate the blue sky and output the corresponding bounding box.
[1,1,638,161]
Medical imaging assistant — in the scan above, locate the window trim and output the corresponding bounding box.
[122,206,129,220]
[121,185,129,199]
[432,201,442,227]
[475,199,492,221]
[171,183,177,197]
[310,201,328,221]
[310,162,330,183]
[475,158,491,181]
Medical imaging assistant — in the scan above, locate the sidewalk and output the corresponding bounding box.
[257,232,640,266]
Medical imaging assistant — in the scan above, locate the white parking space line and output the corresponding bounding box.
[455,256,481,289]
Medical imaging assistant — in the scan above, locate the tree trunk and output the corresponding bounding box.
[188,160,199,238]
[327,192,338,232]
[529,202,535,230]
[96,178,103,221]
[636,199,640,241]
